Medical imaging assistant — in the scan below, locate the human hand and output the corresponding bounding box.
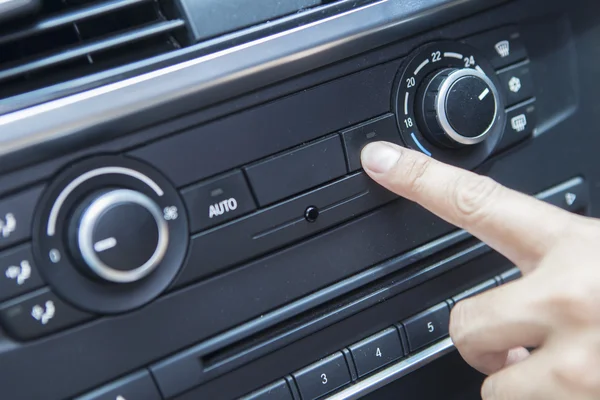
[361,142,600,400]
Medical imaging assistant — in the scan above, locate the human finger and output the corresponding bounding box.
[450,278,549,374]
[360,142,574,268]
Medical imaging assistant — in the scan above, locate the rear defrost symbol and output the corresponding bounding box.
[511,115,528,132]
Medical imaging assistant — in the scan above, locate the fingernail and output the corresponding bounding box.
[361,142,402,173]
[481,379,494,400]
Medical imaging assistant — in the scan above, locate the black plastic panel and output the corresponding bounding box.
[173,172,396,287]
[130,61,398,187]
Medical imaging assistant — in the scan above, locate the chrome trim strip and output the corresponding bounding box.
[47,166,164,236]
[435,68,500,146]
[326,338,455,400]
[535,176,584,200]
[0,0,507,170]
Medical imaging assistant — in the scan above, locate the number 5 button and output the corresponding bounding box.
[402,302,450,352]
[292,352,351,400]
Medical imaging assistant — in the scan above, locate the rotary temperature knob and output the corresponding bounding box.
[394,42,507,170]
[416,68,500,147]
[70,189,169,284]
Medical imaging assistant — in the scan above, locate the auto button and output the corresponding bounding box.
[182,170,256,233]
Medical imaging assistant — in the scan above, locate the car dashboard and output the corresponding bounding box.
[0,0,598,399]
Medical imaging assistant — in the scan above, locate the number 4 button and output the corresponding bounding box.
[349,328,404,377]
[403,302,451,352]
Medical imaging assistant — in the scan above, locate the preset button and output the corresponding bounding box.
[403,303,450,352]
[293,352,351,400]
[349,327,404,377]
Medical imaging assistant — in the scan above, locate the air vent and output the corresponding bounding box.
[0,0,189,101]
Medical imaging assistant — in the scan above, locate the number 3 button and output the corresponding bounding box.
[293,352,351,400]
[402,302,451,352]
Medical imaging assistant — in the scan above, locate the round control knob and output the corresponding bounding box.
[71,189,169,284]
[417,68,500,147]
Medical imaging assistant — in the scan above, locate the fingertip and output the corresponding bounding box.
[360,141,403,174]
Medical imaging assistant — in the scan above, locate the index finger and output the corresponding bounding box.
[360,142,573,269]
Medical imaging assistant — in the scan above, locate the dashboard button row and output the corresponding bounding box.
[462,26,536,152]
[180,113,401,240]
[241,267,519,400]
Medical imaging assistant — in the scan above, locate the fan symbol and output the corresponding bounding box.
[508,77,522,93]
[163,206,178,221]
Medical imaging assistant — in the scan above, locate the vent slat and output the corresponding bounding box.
[0,20,185,83]
[0,0,152,46]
